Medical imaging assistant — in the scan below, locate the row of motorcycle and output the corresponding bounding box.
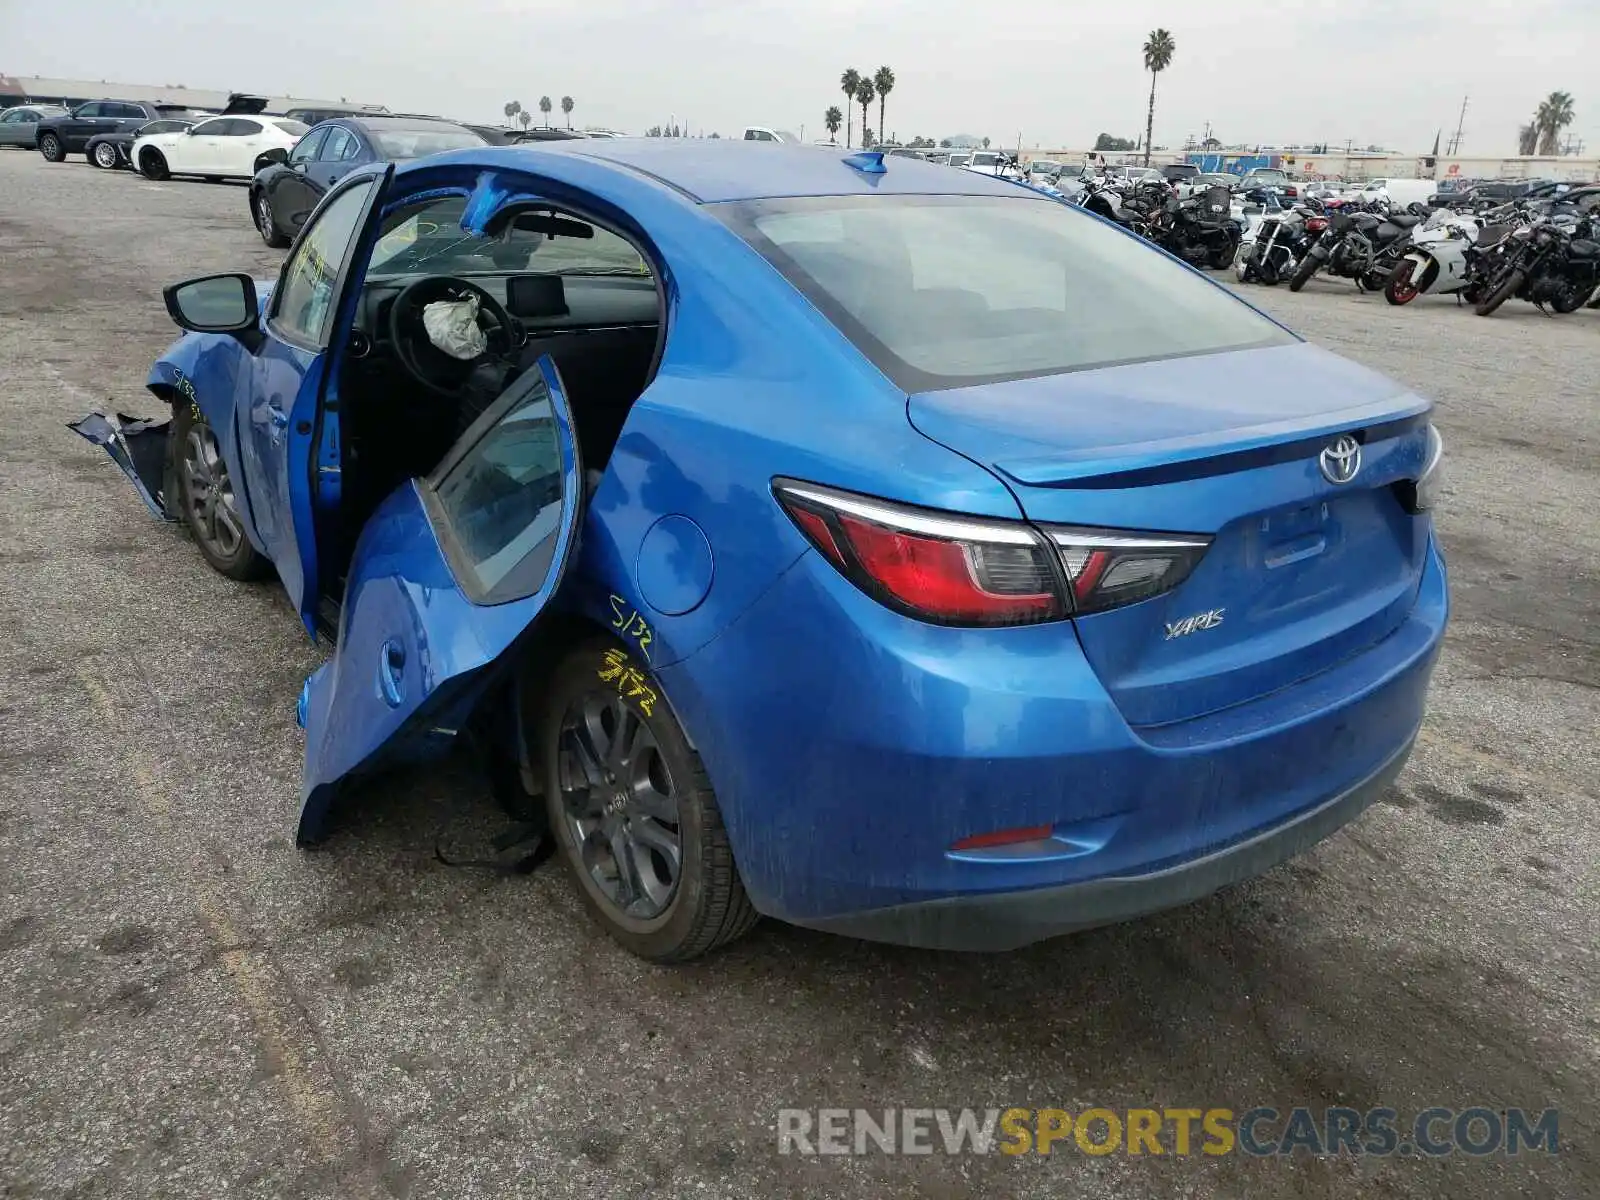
[1238,193,1600,316]
[1065,175,1600,317]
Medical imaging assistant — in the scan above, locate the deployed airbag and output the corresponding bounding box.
[422,295,487,360]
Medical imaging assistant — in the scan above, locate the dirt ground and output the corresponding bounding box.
[0,149,1595,1199]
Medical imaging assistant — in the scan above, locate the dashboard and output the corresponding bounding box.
[355,272,660,348]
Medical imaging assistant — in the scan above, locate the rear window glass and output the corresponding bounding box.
[369,128,486,159]
[719,194,1294,392]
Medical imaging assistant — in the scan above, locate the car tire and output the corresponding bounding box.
[534,638,759,962]
[38,132,65,162]
[1474,267,1524,317]
[139,148,170,180]
[253,189,290,248]
[171,402,270,581]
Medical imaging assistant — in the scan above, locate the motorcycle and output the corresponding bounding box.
[1236,201,1328,285]
[1075,177,1155,239]
[1474,212,1600,316]
[1154,184,1241,269]
[1382,210,1492,305]
[1288,202,1426,293]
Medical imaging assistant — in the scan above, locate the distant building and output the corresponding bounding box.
[0,73,383,115]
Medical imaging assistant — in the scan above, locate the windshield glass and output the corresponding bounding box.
[720,194,1293,391]
[370,128,486,158]
[367,194,652,279]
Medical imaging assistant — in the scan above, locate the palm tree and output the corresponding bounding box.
[1518,118,1539,156]
[538,96,553,126]
[840,69,861,148]
[503,100,522,128]
[873,66,895,143]
[561,96,574,128]
[1535,91,1575,155]
[1141,28,1176,167]
[855,78,875,149]
[518,110,532,131]
[824,106,843,144]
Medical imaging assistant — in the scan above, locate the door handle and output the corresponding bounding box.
[267,406,289,429]
[377,640,406,707]
[328,172,342,182]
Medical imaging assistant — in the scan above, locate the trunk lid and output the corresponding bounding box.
[908,342,1433,727]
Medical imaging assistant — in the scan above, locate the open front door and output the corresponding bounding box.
[296,356,584,844]
[248,166,394,635]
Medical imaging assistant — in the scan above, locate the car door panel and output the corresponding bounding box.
[296,357,584,843]
[273,128,329,231]
[249,168,393,633]
[225,119,266,176]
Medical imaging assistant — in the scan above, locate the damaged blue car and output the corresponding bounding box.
[75,142,1447,961]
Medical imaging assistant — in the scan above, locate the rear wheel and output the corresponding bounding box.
[38,132,64,162]
[91,141,119,169]
[139,148,169,180]
[536,639,759,962]
[253,189,290,248]
[1474,267,1524,316]
[172,403,269,581]
[1288,251,1321,292]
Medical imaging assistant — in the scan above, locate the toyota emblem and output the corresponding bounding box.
[1319,435,1362,485]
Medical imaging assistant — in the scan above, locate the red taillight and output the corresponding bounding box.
[1307,217,1329,233]
[774,481,1211,626]
[776,481,1063,626]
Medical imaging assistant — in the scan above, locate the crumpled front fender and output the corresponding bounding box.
[66,411,177,519]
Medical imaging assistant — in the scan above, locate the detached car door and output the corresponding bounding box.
[250,170,392,630]
[297,356,584,843]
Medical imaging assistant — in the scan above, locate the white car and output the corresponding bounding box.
[133,115,309,182]
[960,150,1024,181]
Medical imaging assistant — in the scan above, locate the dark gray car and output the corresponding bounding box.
[0,104,68,149]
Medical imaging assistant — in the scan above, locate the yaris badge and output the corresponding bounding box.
[1319,435,1362,484]
[1165,608,1225,640]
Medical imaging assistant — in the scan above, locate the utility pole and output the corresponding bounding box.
[1447,95,1468,155]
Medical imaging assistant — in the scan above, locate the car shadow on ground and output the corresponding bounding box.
[299,750,1589,1195]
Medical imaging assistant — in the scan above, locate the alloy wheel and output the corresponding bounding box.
[94,142,118,169]
[255,194,274,240]
[557,693,682,921]
[182,423,245,560]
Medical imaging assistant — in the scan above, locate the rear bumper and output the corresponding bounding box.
[659,535,1446,946]
[798,732,1413,950]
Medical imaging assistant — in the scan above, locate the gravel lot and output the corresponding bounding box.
[0,149,1595,1199]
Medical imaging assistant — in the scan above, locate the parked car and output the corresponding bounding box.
[508,127,587,143]
[1161,162,1201,183]
[1350,178,1434,208]
[284,105,390,127]
[0,103,68,149]
[72,142,1447,961]
[961,150,1024,180]
[133,115,309,182]
[35,100,205,162]
[464,124,518,145]
[251,117,488,247]
[1236,167,1299,198]
[741,126,798,143]
[85,116,201,170]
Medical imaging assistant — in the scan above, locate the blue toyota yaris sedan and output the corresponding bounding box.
[74,141,1448,961]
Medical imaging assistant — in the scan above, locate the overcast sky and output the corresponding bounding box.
[7,0,1596,153]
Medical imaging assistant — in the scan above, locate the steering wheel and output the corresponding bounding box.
[387,276,523,397]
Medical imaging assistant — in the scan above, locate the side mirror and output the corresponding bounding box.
[163,273,259,334]
[256,146,289,169]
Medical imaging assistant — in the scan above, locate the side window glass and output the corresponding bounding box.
[191,119,228,137]
[321,127,354,161]
[290,128,329,165]
[429,370,566,604]
[76,103,103,118]
[231,120,263,137]
[117,104,145,119]
[270,181,375,345]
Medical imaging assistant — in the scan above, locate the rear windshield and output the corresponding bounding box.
[371,128,487,158]
[719,194,1293,391]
